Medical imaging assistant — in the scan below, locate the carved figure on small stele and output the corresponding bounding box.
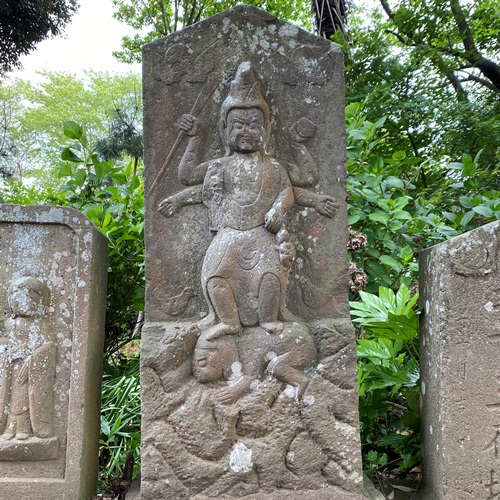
[0,276,59,460]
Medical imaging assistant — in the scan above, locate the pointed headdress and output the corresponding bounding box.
[220,61,271,152]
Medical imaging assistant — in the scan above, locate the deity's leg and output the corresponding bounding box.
[259,273,284,334]
[267,353,310,400]
[205,277,241,340]
[3,416,16,440]
[10,377,32,440]
[15,409,31,440]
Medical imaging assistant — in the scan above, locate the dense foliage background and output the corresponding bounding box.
[1,0,498,494]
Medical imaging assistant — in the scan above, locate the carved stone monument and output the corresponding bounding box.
[0,205,107,499]
[142,6,374,499]
[420,220,500,499]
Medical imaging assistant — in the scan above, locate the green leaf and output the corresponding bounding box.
[462,162,476,177]
[348,213,362,225]
[61,147,83,163]
[111,173,128,185]
[368,212,390,224]
[74,168,87,187]
[63,120,84,140]
[460,210,475,227]
[58,164,73,177]
[357,338,395,361]
[101,416,111,438]
[392,150,406,160]
[380,255,403,272]
[472,205,494,218]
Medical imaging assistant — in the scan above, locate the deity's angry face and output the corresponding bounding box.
[226,108,265,154]
[192,347,224,383]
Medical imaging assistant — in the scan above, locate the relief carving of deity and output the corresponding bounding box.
[158,62,338,402]
[0,276,59,460]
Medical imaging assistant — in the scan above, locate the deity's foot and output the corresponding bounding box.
[35,430,53,439]
[2,424,16,440]
[204,323,240,341]
[16,432,30,441]
[260,321,284,335]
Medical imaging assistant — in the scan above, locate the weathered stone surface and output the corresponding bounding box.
[419,220,500,499]
[0,205,107,499]
[142,5,376,499]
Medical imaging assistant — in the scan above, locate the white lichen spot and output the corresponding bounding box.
[250,379,260,390]
[425,300,430,314]
[429,425,433,435]
[284,384,298,399]
[229,442,253,473]
[228,362,243,387]
[62,338,72,348]
[59,302,71,319]
[279,24,298,37]
[334,419,356,437]
[303,395,315,406]
[485,301,495,312]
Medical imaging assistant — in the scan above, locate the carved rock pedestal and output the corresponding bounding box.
[420,221,500,499]
[0,205,107,499]
[142,6,374,499]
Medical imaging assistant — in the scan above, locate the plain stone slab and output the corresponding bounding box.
[0,205,107,499]
[419,220,500,499]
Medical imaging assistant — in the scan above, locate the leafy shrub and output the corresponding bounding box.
[57,120,145,355]
[346,102,500,295]
[99,357,141,492]
[351,285,421,473]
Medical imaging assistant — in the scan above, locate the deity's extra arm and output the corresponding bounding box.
[177,114,208,186]
[158,185,203,217]
[264,165,295,233]
[294,187,339,219]
[283,118,320,188]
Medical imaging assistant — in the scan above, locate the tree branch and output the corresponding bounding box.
[459,73,500,93]
[379,0,394,20]
[385,29,413,46]
[449,0,500,91]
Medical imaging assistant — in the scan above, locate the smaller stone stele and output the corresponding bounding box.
[419,220,500,499]
[141,5,382,500]
[0,205,107,499]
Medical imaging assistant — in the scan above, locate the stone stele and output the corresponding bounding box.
[142,5,379,499]
[0,205,107,499]
[420,220,500,499]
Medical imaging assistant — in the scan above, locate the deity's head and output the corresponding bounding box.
[8,276,50,318]
[192,333,238,383]
[220,61,271,155]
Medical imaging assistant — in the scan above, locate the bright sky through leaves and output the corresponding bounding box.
[11,0,141,82]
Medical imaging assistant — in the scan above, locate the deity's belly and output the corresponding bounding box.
[202,226,286,326]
